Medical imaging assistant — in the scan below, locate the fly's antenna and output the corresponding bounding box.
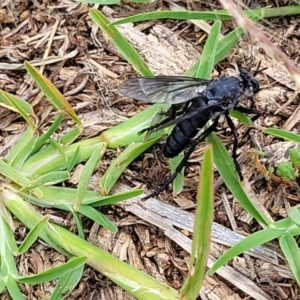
[253,60,268,76]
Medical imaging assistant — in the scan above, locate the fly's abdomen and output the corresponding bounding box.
[163,98,210,158]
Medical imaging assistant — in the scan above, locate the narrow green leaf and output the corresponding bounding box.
[230,109,254,126]
[100,138,159,195]
[21,172,70,191]
[74,144,106,210]
[32,113,64,153]
[110,7,300,26]
[85,189,144,206]
[90,9,152,76]
[196,21,221,78]
[24,61,82,125]
[69,207,85,239]
[169,154,184,195]
[289,207,300,227]
[279,232,300,286]
[206,133,270,225]
[67,146,80,172]
[101,105,165,148]
[208,227,285,275]
[181,145,213,297]
[7,276,24,300]
[60,127,82,146]
[6,126,36,166]
[264,128,300,144]
[0,159,43,198]
[17,217,49,255]
[78,205,117,232]
[0,90,37,129]
[49,264,84,300]
[17,257,87,284]
[0,214,18,254]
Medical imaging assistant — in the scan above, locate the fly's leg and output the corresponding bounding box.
[139,103,190,135]
[225,114,241,178]
[143,118,220,200]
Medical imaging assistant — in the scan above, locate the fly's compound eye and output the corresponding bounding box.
[251,79,260,93]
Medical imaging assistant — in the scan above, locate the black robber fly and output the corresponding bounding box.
[119,65,264,198]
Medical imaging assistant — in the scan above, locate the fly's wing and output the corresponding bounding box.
[119,76,211,104]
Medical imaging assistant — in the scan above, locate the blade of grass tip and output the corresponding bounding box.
[21,171,70,192]
[6,126,36,166]
[264,128,300,144]
[100,138,159,195]
[186,27,244,77]
[0,159,43,198]
[196,20,221,78]
[9,134,38,170]
[230,110,254,127]
[279,232,300,286]
[0,91,38,129]
[74,144,106,211]
[289,207,300,227]
[206,133,270,225]
[90,9,152,77]
[89,189,144,207]
[67,146,80,173]
[208,226,286,275]
[17,257,87,284]
[170,153,185,195]
[78,204,117,232]
[32,113,64,153]
[60,127,82,146]
[68,207,85,239]
[49,264,84,300]
[181,144,214,298]
[24,61,82,126]
[17,217,49,255]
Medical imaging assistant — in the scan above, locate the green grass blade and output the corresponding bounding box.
[17,257,87,284]
[69,207,85,239]
[60,127,82,146]
[49,264,84,300]
[0,214,17,254]
[206,133,270,225]
[24,61,82,126]
[7,276,24,300]
[6,126,36,167]
[279,232,300,286]
[32,113,64,153]
[67,146,80,172]
[181,144,214,297]
[74,144,106,210]
[100,138,159,195]
[196,20,221,78]
[89,189,144,206]
[17,217,49,255]
[208,227,285,275]
[230,109,254,126]
[169,154,184,195]
[90,9,152,76]
[78,205,117,232]
[0,90,37,129]
[21,171,70,191]
[111,7,300,26]
[101,105,164,148]
[264,128,300,143]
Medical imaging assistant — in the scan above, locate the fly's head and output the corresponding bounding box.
[238,66,260,97]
